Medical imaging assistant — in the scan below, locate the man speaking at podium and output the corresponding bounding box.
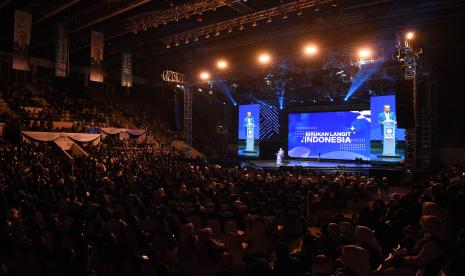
[243,112,255,131]
[378,104,396,137]
[243,111,256,153]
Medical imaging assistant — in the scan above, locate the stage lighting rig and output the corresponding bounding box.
[217,59,228,69]
[128,0,243,33]
[396,31,422,80]
[199,71,211,81]
[162,70,186,84]
[162,0,337,47]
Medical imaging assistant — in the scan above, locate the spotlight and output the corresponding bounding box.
[267,15,272,23]
[194,36,199,41]
[214,29,220,36]
[283,12,288,19]
[227,27,232,33]
[239,24,244,31]
[252,20,257,27]
[166,43,171,49]
[217,60,228,70]
[297,9,303,15]
[208,90,213,94]
[258,53,271,64]
[185,37,190,44]
[304,44,318,55]
[406,31,414,40]
[205,33,210,39]
[175,41,180,47]
[358,48,371,58]
[199,71,210,81]
[198,88,203,92]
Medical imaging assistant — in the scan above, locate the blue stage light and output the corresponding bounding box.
[344,61,383,101]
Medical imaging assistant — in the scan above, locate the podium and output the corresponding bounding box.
[244,123,256,152]
[276,149,284,165]
[378,120,400,157]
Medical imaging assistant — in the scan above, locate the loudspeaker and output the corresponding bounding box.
[396,79,414,128]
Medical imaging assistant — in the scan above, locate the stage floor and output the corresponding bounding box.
[249,159,404,175]
[252,160,373,168]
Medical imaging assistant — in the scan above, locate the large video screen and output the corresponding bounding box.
[370,95,406,161]
[238,104,260,157]
[288,111,371,160]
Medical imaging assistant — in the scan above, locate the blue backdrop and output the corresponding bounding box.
[288,111,371,160]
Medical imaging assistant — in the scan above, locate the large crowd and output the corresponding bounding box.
[1,84,124,132]
[1,80,464,276]
[0,140,464,276]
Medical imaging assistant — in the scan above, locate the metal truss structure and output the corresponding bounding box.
[396,32,422,80]
[323,42,397,69]
[162,70,187,84]
[395,32,430,172]
[161,70,192,146]
[161,0,337,47]
[183,86,193,146]
[128,0,243,34]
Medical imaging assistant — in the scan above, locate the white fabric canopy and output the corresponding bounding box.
[101,128,146,136]
[100,128,147,143]
[22,131,100,144]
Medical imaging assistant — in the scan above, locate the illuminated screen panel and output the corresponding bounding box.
[238,104,260,157]
[288,111,371,160]
[370,95,406,161]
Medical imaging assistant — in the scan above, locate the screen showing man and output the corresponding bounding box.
[370,95,405,161]
[238,104,260,157]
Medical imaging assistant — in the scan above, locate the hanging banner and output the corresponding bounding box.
[55,24,69,77]
[90,31,104,82]
[121,52,132,87]
[12,10,32,71]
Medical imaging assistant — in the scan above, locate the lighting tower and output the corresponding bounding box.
[396,31,430,173]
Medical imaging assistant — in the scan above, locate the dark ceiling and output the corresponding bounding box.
[0,0,464,80]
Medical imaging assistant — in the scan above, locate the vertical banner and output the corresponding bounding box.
[13,10,32,71]
[55,24,69,77]
[90,31,104,82]
[121,53,132,87]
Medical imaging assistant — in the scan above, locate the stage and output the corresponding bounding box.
[248,159,404,175]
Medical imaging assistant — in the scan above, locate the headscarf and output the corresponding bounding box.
[421,215,450,243]
[339,221,355,243]
[421,202,453,232]
[327,223,341,242]
[355,225,382,256]
[341,245,371,276]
